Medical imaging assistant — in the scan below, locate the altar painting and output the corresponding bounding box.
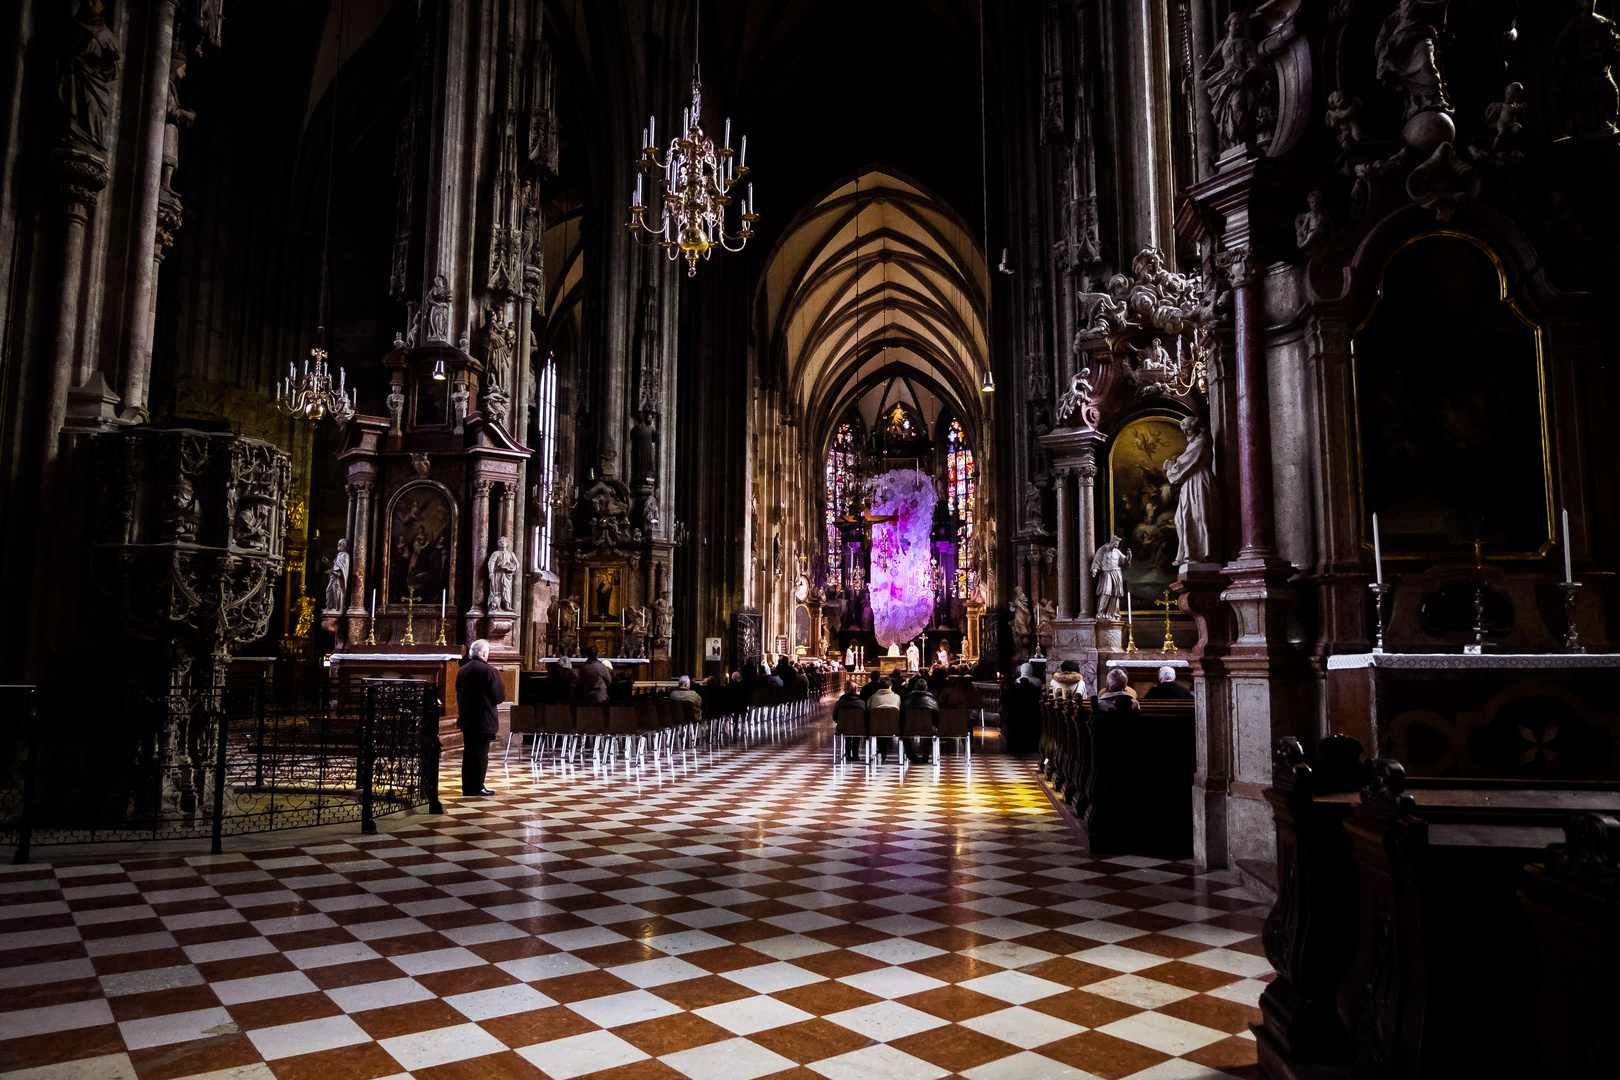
[1109,416,1188,605]
[1353,234,1550,556]
[387,485,453,603]
[587,566,623,624]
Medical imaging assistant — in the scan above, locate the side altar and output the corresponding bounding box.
[319,328,530,709]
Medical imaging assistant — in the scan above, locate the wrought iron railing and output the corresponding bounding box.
[1,678,442,863]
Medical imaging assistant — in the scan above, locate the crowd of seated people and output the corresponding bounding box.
[835,671,980,763]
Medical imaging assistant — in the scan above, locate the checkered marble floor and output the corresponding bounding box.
[0,711,1270,1080]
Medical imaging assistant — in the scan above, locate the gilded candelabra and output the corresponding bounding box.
[1153,590,1177,654]
[400,587,419,647]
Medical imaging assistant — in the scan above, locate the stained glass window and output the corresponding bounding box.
[531,352,559,575]
[946,419,975,597]
[825,423,857,589]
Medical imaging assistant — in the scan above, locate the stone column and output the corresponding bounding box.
[43,153,109,457]
[1054,467,1073,619]
[1075,459,1100,618]
[346,480,373,613]
[119,0,180,419]
[1227,247,1277,561]
[469,478,493,613]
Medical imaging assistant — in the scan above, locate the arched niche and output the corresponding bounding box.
[1351,232,1551,559]
[383,481,459,606]
[1107,410,1195,605]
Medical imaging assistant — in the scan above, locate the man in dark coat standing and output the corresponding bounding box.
[456,639,505,796]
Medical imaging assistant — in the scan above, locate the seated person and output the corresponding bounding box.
[552,656,579,698]
[834,686,867,760]
[1096,666,1139,712]
[1144,664,1193,702]
[669,674,702,720]
[869,678,901,712]
[903,678,940,762]
[576,647,611,704]
[859,674,883,702]
[1054,659,1086,698]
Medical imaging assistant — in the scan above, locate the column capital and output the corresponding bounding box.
[49,149,108,220]
[1215,245,1263,287]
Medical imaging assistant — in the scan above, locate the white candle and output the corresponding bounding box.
[370,589,376,619]
[441,589,446,619]
[1127,592,1133,624]
[1372,512,1383,585]
[740,134,747,168]
[648,114,655,145]
[723,117,731,150]
[748,181,755,216]
[1562,508,1573,583]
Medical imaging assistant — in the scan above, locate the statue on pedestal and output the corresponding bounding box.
[324,539,349,613]
[1091,535,1132,620]
[623,605,650,657]
[59,0,122,153]
[1037,599,1057,646]
[386,384,405,435]
[1375,0,1452,122]
[486,536,520,613]
[1202,11,1268,151]
[653,596,673,648]
[1011,586,1033,643]
[629,411,657,491]
[556,597,580,656]
[1164,415,1216,565]
[422,274,451,344]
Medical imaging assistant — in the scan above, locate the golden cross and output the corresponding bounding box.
[1152,589,1178,654]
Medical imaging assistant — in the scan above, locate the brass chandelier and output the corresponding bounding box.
[276,329,356,423]
[627,60,757,275]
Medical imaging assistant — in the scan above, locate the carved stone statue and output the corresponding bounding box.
[1090,534,1132,620]
[483,374,510,422]
[486,536,520,613]
[167,476,199,542]
[166,40,195,130]
[629,411,657,489]
[422,274,451,345]
[1324,90,1367,148]
[1555,0,1620,137]
[324,539,349,612]
[653,596,673,648]
[1375,0,1452,122]
[386,385,405,435]
[1023,482,1048,536]
[623,605,650,657]
[1485,82,1528,149]
[450,380,470,432]
[1164,415,1215,565]
[1129,338,1179,396]
[1036,599,1057,645]
[59,0,122,153]
[1202,11,1268,152]
[1011,586,1033,642]
[556,597,580,656]
[484,307,514,377]
[1295,190,1331,250]
[640,490,661,533]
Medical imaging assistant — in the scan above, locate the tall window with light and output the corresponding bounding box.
[946,419,975,597]
[825,422,857,590]
[531,352,559,575]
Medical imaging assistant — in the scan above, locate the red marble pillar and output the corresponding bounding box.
[1222,246,1277,560]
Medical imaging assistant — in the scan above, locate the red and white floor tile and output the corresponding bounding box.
[0,715,1270,1080]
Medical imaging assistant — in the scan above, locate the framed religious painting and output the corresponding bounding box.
[385,483,456,605]
[1352,232,1552,558]
[1108,414,1189,607]
[586,566,623,624]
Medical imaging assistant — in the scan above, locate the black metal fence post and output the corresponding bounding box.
[12,688,38,864]
[254,673,268,790]
[420,685,443,815]
[210,695,229,855]
[359,684,376,834]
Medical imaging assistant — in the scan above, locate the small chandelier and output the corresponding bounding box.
[628,66,757,276]
[276,328,356,423]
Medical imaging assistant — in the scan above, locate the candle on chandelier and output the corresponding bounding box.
[748,182,755,216]
[682,107,690,133]
[1372,512,1383,585]
[648,114,655,146]
[634,172,643,206]
[1562,508,1573,583]
[739,134,747,169]
[723,117,731,151]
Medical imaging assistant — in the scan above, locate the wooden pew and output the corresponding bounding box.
[1257,746,1620,1080]
[1083,697,1194,856]
[1518,812,1620,1080]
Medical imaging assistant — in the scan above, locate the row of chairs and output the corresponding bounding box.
[505,699,705,764]
[833,702,974,764]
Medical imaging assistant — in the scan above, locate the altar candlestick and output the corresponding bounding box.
[1562,508,1574,583]
[441,589,446,619]
[370,589,376,619]
[1372,513,1383,585]
[1127,592,1133,624]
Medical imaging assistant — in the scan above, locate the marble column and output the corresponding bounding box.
[43,153,108,459]
[346,481,373,613]
[1076,459,1100,618]
[469,478,493,613]
[1054,468,1073,619]
[1228,247,1277,560]
[119,0,180,419]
